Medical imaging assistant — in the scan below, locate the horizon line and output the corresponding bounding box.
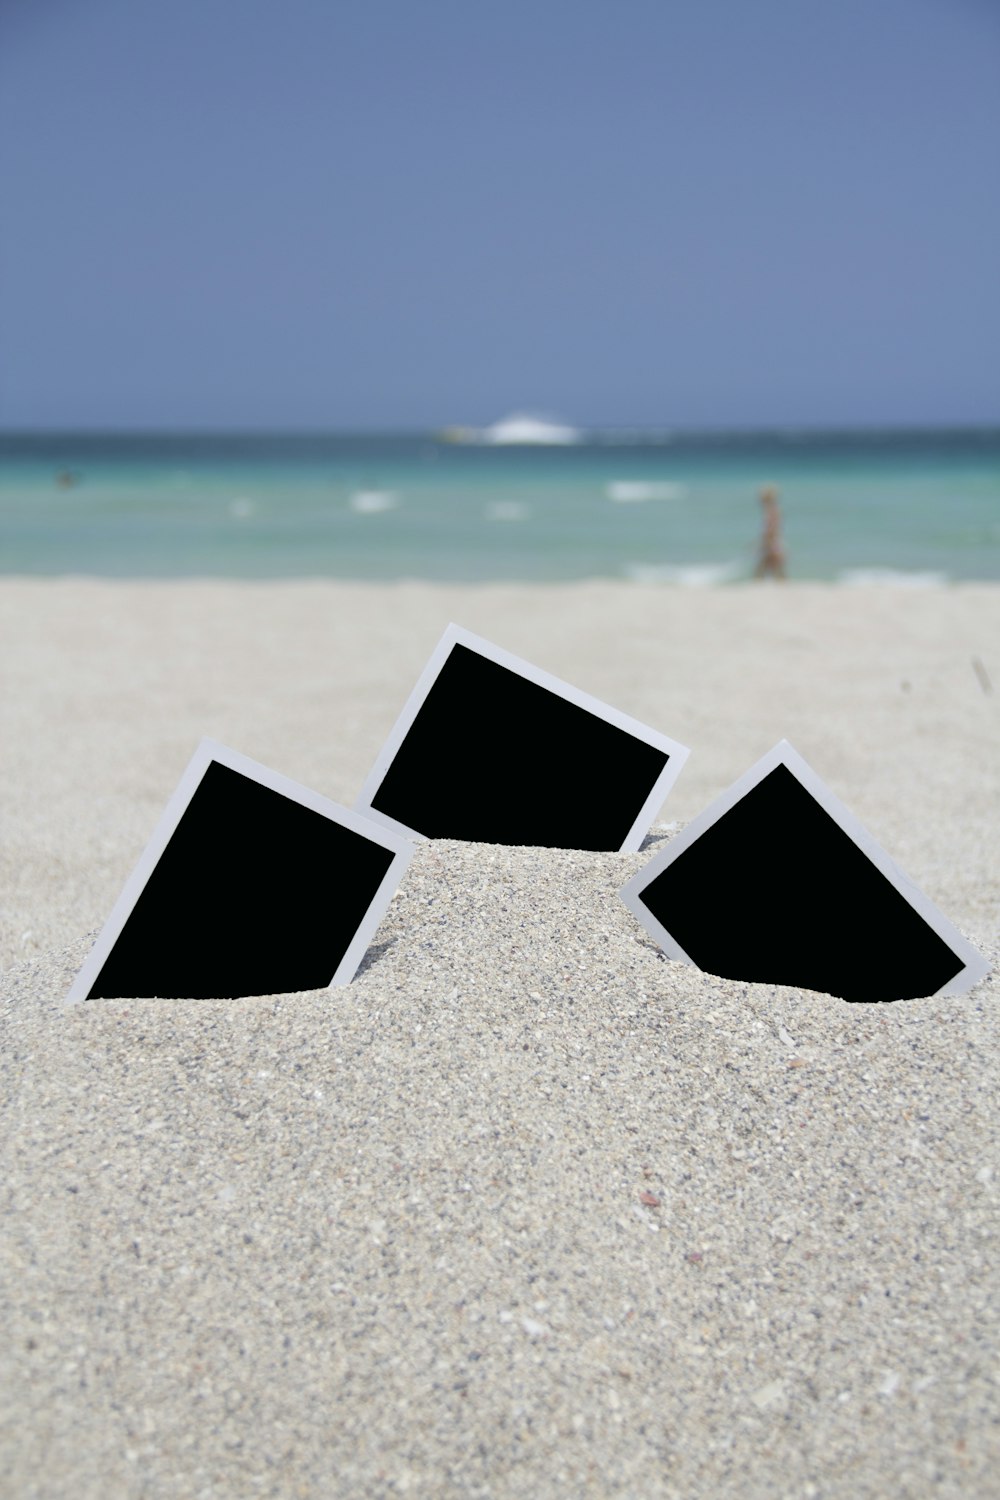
[2,420,999,440]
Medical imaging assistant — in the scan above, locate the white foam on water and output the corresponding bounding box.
[484,500,530,522]
[837,568,948,588]
[606,480,686,503]
[349,490,400,514]
[624,560,743,587]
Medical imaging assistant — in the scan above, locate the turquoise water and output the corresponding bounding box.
[2,429,998,584]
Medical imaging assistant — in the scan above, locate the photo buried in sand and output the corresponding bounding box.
[621,740,990,1004]
[355,622,690,853]
[66,738,415,1003]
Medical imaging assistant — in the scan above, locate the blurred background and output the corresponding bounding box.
[1,0,998,582]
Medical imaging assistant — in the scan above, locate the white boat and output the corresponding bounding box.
[480,412,581,445]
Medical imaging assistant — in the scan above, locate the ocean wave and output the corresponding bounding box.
[623,560,743,587]
[484,500,530,522]
[837,568,948,588]
[349,490,400,514]
[607,480,686,503]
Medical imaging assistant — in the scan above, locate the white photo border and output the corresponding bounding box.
[354,621,691,853]
[619,738,990,999]
[66,737,415,1004]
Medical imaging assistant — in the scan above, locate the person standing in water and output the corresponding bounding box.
[754,484,787,579]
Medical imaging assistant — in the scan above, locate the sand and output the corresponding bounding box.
[1,578,998,1498]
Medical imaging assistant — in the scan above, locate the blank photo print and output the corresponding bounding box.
[355,623,690,852]
[620,740,989,1004]
[68,740,414,1002]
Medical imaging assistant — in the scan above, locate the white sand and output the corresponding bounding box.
[1,578,998,1497]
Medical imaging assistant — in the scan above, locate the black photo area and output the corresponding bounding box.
[87,762,395,999]
[638,765,964,1003]
[371,642,670,850]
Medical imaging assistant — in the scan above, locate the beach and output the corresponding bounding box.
[2,577,998,1497]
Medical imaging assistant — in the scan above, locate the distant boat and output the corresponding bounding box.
[482,413,581,445]
[438,413,581,446]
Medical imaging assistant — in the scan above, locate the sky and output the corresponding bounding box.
[1,0,998,432]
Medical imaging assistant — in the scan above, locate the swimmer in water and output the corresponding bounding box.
[754,484,786,580]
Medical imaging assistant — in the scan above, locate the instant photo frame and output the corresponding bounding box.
[355,623,690,852]
[67,739,414,1002]
[620,740,989,1004]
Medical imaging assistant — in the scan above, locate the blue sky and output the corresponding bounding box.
[1,0,998,431]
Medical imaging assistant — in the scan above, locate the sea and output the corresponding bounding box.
[2,428,998,585]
